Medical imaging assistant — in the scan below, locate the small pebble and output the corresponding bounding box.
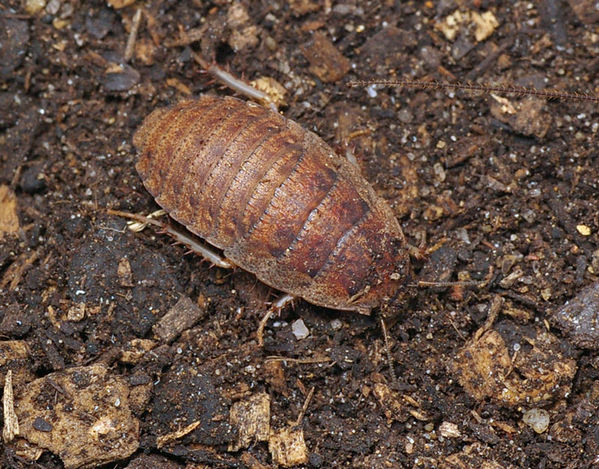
[25,0,46,14]
[291,319,310,340]
[553,281,599,349]
[330,319,342,330]
[102,64,140,92]
[433,162,446,182]
[439,421,461,438]
[20,165,47,194]
[576,224,591,236]
[522,209,536,223]
[33,416,53,432]
[523,408,550,433]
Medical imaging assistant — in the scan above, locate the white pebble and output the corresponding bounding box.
[291,319,310,340]
[330,319,343,330]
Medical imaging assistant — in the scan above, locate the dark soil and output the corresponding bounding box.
[1,1,598,468]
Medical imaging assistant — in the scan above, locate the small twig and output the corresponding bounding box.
[107,208,166,231]
[264,356,332,365]
[504,349,518,380]
[412,279,485,288]
[446,311,467,341]
[156,420,201,449]
[473,294,504,342]
[294,386,315,427]
[124,8,143,62]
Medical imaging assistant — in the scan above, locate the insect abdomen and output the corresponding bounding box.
[134,95,410,313]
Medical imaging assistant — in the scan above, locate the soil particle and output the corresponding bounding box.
[552,281,599,349]
[0,18,30,80]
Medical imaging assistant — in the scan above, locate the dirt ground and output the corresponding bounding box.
[1,0,599,468]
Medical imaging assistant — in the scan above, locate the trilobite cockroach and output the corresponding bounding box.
[133,95,411,314]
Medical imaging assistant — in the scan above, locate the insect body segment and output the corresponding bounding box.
[134,95,410,313]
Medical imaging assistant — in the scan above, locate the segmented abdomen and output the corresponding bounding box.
[134,95,409,313]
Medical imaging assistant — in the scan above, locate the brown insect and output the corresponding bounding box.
[132,94,411,314]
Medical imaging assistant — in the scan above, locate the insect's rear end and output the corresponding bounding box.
[134,95,411,313]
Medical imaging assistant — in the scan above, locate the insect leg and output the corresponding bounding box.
[256,293,295,347]
[192,52,279,111]
[107,209,234,269]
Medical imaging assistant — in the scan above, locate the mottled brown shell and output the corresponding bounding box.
[133,95,410,313]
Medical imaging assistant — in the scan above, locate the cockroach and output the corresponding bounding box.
[132,94,411,315]
[126,60,596,320]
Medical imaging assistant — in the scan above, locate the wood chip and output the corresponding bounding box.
[117,257,134,287]
[576,224,591,236]
[250,76,287,108]
[0,185,19,239]
[269,426,308,467]
[106,0,135,9]
[301,31,350,82]
[228,393,271,451]
[67,302,86,322]
[452,328,577,405]
[119,338,157,364]
[166,77,192,95]
[1,249,39,290]
[3,370,19,442]
[16,365,139,468]
[152,296,206,343]
[372,382,407,423]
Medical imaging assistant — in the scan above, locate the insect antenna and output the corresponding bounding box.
[380,317,398,389]
[348,78,599,103]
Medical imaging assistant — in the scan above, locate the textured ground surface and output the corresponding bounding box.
[1,1,598,468]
